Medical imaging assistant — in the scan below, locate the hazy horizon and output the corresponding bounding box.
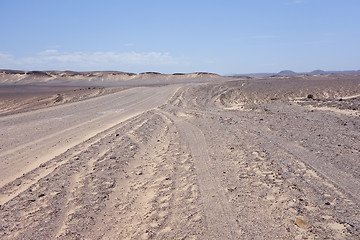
[1,68,360,76]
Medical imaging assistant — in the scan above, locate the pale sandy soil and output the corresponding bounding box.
[0,85,128,117]
[0,74,360,239]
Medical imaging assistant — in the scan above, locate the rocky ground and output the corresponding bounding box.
[0,74,359,239]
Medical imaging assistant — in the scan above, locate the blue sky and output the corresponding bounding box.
[0,0,359,74]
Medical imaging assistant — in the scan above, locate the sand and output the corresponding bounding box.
[0,85,129,117]
[0,74,359,239]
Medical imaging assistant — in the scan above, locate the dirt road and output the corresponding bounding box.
[0,85,179,203]
[1,76,360,239]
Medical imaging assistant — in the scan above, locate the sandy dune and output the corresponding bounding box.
[0,74,360,239]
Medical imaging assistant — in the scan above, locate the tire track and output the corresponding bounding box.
[0,85,179,190]
[262,129,360,204]
[162,110,239,239]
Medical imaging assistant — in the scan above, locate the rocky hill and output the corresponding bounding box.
[0,70,225,86]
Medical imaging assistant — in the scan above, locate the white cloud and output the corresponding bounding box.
[0,50,180,70]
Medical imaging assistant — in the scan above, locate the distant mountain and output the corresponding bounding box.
[325,70,360,74]
[230,69,360,78]
[277,70,297,76]
[310,69,326,75]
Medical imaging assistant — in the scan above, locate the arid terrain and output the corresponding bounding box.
[0,72,360,239]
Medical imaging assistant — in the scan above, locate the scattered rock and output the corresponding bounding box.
[54,94,63,103]
[295,217,311,230]
[38,193,45,198]
[110,156,116,159]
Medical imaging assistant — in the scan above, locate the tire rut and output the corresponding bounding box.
[162,110,239,239]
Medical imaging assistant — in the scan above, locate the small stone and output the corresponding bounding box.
[295,218,311,230]
[38,193,45,198]
[325,202,331,205]
[110,156,116,159]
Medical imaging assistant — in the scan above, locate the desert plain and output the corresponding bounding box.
[0,70,359,239]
